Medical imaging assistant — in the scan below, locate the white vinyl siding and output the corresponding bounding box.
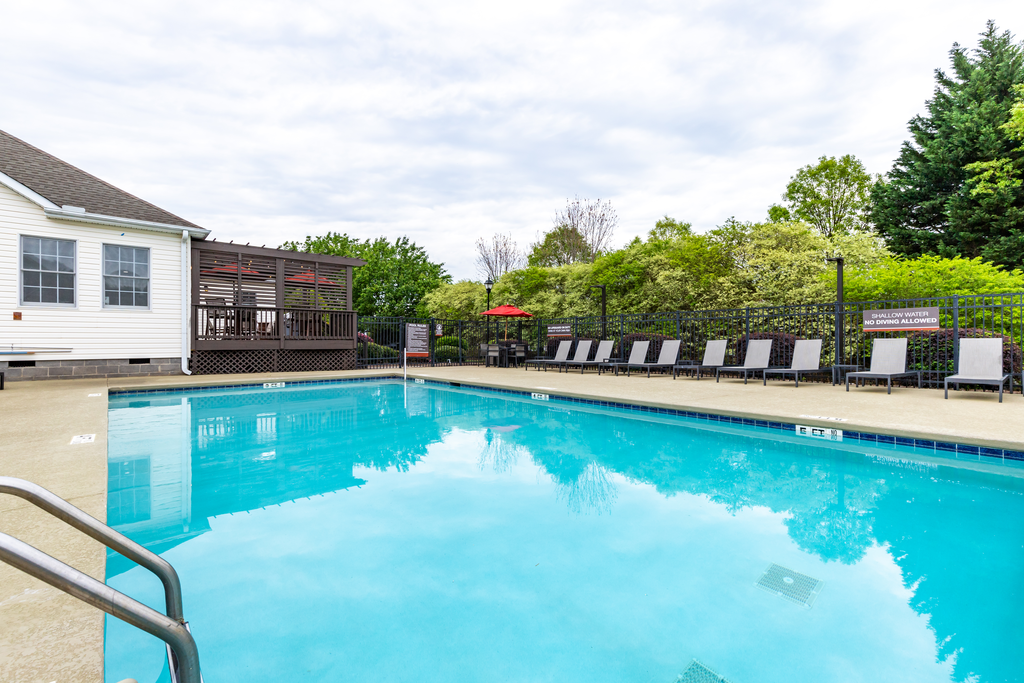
[0,183,184,361]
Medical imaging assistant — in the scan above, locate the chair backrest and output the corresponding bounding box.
[515,344,527,358]
[790,339,823,371]
[552,340,572,361]
[593,340,614,363]
[626,340,650,364]
[570,340,592,362]
[868,337,908,374]
[656,340,681,365]
[743,339,773,368]
[486,344,500,358]
[702,340,728,366]
[957,337,1004,378]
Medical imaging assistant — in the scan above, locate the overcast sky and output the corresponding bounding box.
[2,1,1021,280]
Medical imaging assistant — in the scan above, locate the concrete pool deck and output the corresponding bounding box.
[2,366,1022,681]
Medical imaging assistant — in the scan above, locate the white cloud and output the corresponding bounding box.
[1,0,1020,279]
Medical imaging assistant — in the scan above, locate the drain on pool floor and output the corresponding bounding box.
[756,563,824,607]
[676,659,731,683]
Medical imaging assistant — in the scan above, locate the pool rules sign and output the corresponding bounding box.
[862,307,940,332]
[406,323,430,358]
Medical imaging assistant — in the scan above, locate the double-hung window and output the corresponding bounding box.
[104,245,150,307]
[21,236,76,305]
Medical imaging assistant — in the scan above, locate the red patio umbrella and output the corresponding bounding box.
[480,305,533,341]
[286,271,339,287]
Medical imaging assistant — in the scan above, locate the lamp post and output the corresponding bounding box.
[826,256,844,365]
[484,278,493,344]
[590,284,607,339]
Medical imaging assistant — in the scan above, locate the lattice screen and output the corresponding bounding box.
[191,350,357,375]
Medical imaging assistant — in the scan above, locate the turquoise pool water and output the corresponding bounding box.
[104,380,1024,683]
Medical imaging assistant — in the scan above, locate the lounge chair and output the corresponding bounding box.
[673,339,727,379]
[623,339,681,377]
[762,339,829,387]
[568,340,614,374]
[845,338,922,394]
[525,340,572,371]
[716,339,773,383]
[600,340,650,376]
[944,338,1013,402]
[555,340,593,373]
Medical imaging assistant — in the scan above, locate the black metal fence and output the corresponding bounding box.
[357,292,1024,389]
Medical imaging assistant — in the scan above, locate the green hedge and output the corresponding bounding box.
[365,342,399,359]
[434,344,464,362]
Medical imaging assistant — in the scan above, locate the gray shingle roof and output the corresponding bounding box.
[0,129,201,229]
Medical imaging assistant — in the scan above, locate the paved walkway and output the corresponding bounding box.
[1,366,1020,681]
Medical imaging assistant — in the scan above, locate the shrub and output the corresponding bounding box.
[434,344,463,362]
[365,342,398,359]
[436,335,469,351]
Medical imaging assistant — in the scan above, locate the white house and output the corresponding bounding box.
[0,129,210,381]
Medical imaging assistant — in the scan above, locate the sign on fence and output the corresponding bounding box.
[547,324,572,337]
[862,307,940,331]
[406,323,430,357]
[435,323,443,336]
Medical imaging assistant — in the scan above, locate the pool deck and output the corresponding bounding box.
[2,365,1022,681]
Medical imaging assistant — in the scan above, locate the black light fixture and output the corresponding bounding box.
[484,278,494,345]
[826,255,845,365]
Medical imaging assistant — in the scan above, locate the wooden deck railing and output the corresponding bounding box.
[192,305,357,350]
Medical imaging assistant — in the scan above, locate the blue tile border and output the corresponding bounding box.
[108,374,1024,467]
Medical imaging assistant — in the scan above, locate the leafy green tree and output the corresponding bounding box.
[422,280,488,319]
[281,232,450,317]
[527,225,595,266]
[767,204,792,223]
[871,22,1024,267]
[782,155,873,238]
[843,255,1024,301]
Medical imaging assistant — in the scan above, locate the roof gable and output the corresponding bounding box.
[0,129,201,230]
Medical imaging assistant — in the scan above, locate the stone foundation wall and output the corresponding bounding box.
[0,357,183,381]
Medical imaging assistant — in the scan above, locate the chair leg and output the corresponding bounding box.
[944,380,948,399]
[887,378,891,394]
[795,373,799,388]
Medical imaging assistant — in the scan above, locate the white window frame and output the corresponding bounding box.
[102,243,152,310]
[19,235,78,308]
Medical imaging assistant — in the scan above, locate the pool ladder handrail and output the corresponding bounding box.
[0,476,201,683]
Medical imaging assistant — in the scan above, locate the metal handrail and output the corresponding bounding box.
[0,476,184,622]
[0,532,201,683]
[0,477,200,682]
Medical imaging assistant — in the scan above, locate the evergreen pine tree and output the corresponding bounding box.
[871,22,1024,267]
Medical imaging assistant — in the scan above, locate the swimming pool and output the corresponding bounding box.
[105,379,1024,682]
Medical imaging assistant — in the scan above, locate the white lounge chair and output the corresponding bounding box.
[845,338,922,394]
[525,340,571,371]
[716,339,773,384]
[762,339,829,387]
[600,340,650,376]
[569,340,614,374]
[623,340,681,377]
[944,337,1012,402]
[674,340,728,379]
[555,340,593,373]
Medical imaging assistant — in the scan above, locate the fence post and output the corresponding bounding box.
[399,318,405,370]
[458,320,463,364]
[430,317,435,367]
[745,307,750,341]
[952,295,960,375]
